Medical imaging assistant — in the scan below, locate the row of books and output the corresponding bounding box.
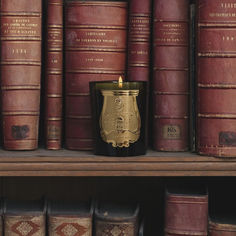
[0,199,143,236]
[1,0,235,158]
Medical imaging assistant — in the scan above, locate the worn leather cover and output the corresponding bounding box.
[4,200,46,236]
[95,202,139,236]
[197,0,236,157]
[0,0,42,150]
[153,0,189,151]
[48,201,93,236]
[209,218,236,236]
[45,0,63,150]
[165,190,208,236]
[127,0,151,82]
[65,1,127,150]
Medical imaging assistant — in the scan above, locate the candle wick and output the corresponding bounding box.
[118,76,123,88]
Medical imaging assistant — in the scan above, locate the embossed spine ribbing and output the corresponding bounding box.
[197,0,236,157]
[127,0,151,82]
[65,1,127,150]
[45,0,63,150]
[152,0,189,151]
[0,0,42,150]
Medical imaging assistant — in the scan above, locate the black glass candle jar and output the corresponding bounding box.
[90,79,148,156]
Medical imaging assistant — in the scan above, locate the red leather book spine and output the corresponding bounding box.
[45,0,63,150]
[197,0,236,157]
[209,220,236,236]
[0,0,42,150]
[65,1,127,150]
[127,0,151,82]
[152,0,189,151]
[165,192,208,236]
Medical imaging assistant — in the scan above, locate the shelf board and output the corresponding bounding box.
[0,148,234,176]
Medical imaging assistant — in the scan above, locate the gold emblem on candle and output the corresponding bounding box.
[100,90,141,147]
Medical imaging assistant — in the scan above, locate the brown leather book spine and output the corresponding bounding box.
[152,0,189,151]
[209,219,236,236]
[0,0,42,150]
[197,0,236,157]
[127,0,151,82]
[5,215,45,236]
[45,0,63,150]
[165,192,208,236]
[65,1,127,150]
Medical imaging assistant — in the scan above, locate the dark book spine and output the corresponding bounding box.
[209,219,236,236]
[152,0,189,151]
[0,0,42,150]
[165,193,208,236]
[45,0,63,150]
[65,1,128,150]
[197,0,236,157]
[127,0,152,82]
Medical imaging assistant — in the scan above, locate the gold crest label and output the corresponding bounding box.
[100,90,141,147]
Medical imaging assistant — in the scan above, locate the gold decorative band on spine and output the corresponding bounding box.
[67,2,127,7]
[154,91,189,95]
[153,67,189,71]
[209,221,236,231]
[66,47,126,52]
[66,25,127,30]
[154,115,188,119]
[47,71,63,75]
[153,43,188,47]
[0,62,41,66]
[198,83,236,89]
[2,85,40,90]
[48,24,63,28]
[67,93,90,96]
[0,12,41,16]
[47,118,62,121]
[198,23,236,27]
[198,113,236,119]
[0,37,41,41]
[130,13,151,17]
[129,38,150,42]
[66,115,92,119]
[198,52,236,57]
[66,69,124,74]
[129,63,149,67]
[48,48,63,52]
[153,18,188,23]
[2,111,39,116]
[49,3,63,6]
[47,94,62,98]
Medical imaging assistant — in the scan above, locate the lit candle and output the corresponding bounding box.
[90,78,148,156]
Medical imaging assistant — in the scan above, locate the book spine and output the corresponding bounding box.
[48,215,92,236]
[152,0,189,151]
[5,215,45,236]
[127,0,151,82]
[0,0,42,150]
[45,0,63,150]
[209,220,236,236]
[165,194,208,236]
[197,0,236,157]
[65,1,127,150]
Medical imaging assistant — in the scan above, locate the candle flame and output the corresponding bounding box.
[118,76,123,88]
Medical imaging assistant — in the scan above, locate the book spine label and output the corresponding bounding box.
[197,0,236,157]
[49,216,92,236]
[45,0,63,150]
[152,0,189,151]
[5,215,45,236]
[0,0,42,150]
[127,0,151,82]
[65,1,127,150]
[165,194,208,235]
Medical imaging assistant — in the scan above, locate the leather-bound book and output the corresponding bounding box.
[152,0,189,151]
[209,217,236,236]
[48,200,93,236]
[45,0,63,150]
[127,0,152,82]
[65,1,128,150]
[165,187,208,236]
[0,0,42,150]
[95,202,139,236]
[197,0,236,157]
[4,199,46,236]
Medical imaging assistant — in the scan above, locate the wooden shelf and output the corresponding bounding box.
[0,148,234,176]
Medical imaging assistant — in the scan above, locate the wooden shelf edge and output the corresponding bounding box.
[0,148,234,176]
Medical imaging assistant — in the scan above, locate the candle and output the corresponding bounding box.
[90,78,148,156]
